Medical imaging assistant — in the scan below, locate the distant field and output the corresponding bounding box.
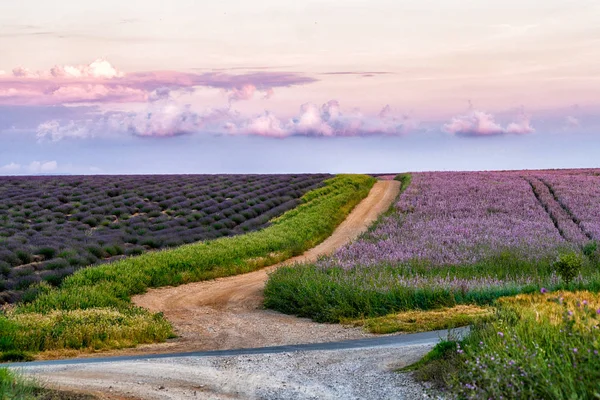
[0,174,329,303]
[266,169,600,321]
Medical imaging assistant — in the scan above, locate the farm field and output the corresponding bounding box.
[265,169,600,320]
[0,174,329,303]
[265,169,600,398]
[0,174,376,356]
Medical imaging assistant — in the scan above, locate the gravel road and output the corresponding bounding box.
[13,329,466,399]
[18,344,435,399]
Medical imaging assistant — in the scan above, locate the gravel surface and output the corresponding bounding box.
[21,343,435,399]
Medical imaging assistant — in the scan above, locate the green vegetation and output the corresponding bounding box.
[0,175,375,355]
[410,291,600,399]
[400,340,461,389]
[0,368,97,400]
[0,368,36,399]
[554,251,585,284]
[264,254,600,323]
[393,173,412,190]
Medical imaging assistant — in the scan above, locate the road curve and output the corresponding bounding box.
[9,328,468,368]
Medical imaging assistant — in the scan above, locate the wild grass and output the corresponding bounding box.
[264,248,600,323]
[399,340,461,390]
[0,368,96,399]
[346,305,492,334]
[0,174,375,355]
[410,290,600,399]
[449,290,600,399]
[0,367,37,399]
[1,308,173,353]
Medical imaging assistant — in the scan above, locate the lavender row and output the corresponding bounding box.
[536,172,600,241]
[314,263,576,293]
[320,172,569,270]
[525,176,589,245]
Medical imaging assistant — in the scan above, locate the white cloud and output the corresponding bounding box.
[37,120,92,141]
[50,59,124,79]
[28,161,58,173]
[443,110,535,136]
[0,162,21,172]
[36,99,419,140]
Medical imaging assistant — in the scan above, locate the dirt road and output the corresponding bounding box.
[121,179,400,355]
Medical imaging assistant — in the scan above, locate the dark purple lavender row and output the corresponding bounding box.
[0,174,330,303]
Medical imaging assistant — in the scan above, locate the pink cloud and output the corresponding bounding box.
[36,99,417,140]
[227,84,262,102]
[36,92,238,140]
[230,101,417,138]
[0,59,317,106]
[242,111,287,137]
[443,110,535,136]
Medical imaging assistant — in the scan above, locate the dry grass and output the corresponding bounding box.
[2,308,174,353]
[497,290,600,330]
[346,305,492,334]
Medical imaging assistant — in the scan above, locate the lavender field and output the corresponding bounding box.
[266,170,600,320]
[0,174,329,303]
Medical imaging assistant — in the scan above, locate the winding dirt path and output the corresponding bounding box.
[114,179,400,355]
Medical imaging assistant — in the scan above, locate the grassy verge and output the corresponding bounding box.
[345,305,491,334]
[408,290,600,399]
[264,256,600,322]
[0,174,376,356]
[0,368,37,399]
[0,368,97,400]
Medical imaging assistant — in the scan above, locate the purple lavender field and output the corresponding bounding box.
[324,172,569,269]
[265,169,600,320]
[0,174,328,303]
[325,170,600,269]
[535,170,600,242]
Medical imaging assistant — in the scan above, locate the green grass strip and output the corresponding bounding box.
[0,367,38,399]
[0,174,376,354]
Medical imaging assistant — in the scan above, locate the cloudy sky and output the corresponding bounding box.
[1,0,599,174]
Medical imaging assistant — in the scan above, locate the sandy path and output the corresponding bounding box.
[116,179,400,355]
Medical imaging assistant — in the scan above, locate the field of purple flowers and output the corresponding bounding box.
[534,170,600,241]
[265,170,600,321]
[323,172,570,268]
[0,174,328,303]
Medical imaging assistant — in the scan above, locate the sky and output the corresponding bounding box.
[1,0,599,174]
